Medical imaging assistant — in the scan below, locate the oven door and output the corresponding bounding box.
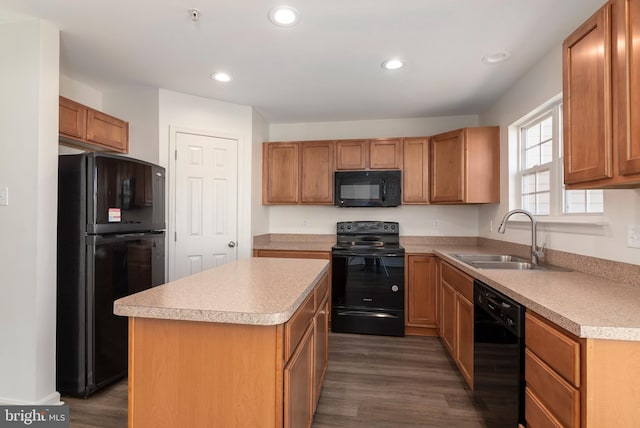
[331,251,405,336]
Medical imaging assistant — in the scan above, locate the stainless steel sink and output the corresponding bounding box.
[451,254,571,271]
[468,261,537,270]
[452,254,528,263]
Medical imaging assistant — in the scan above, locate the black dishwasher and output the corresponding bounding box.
[473,279,525,427]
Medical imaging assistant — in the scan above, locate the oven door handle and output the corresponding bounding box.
[337,311,398,319]
[332,251,404,257]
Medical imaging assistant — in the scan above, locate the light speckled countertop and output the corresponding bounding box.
[253,234,640,341]
[434,247,640,341]
[114,257,329,325]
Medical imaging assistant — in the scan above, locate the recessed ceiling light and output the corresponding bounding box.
[482,51,511,64]
[269,6,299,26]
[211,72,231,82]
[382,58,404,70]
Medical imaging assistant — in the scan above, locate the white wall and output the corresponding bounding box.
[251,109,270,237]
[158,89,254,259]
[103,86,160,164]
[269,115,479,141]
[479,46,640,266]
[0,19,60,405]
[267,116,482,235]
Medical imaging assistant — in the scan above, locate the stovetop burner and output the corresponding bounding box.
[333,221,403,254]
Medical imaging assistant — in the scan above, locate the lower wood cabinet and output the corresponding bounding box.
[525,311,581,427]
[313,294,329,412]
[455,292,474,385]
[284,322,314,428]
[253,250,330,260]
[525,310,640,427]
[438,261,474,389]
[405,254,438,335]
[127,271,330,428]
[439,279,456,354]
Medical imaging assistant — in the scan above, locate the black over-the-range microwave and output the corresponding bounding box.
[334,170,402,207]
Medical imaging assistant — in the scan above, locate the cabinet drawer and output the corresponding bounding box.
[441,262,473,301]
[525,349,580,428]
[525,387,563,428]
[525,312,580,386]
[315,276,329,311]
[285,292,315,361]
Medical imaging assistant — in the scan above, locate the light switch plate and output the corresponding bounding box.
[0,187,8,206]
[628,224,640,249]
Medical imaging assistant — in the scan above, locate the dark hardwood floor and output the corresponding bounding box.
[64,333,486,427]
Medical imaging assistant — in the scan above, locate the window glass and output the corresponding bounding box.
[515,99,603,216]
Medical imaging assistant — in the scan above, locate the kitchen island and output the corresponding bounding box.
[114,257,330,428]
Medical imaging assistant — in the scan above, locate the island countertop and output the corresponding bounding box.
[114,257,329,325]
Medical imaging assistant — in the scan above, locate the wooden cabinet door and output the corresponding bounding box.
[59,96,87,140]
[370,138,402,169]
[406,255,437,333]
[563,4,613,185]
[263,143,299,204]
[284,324,314,428]
[430,129,464,203]
[614,0,640,176]
[440,280,456,355]
[300,141,334,204]
[335,140,368,170]
[313,296,329,412]
[456,294,474,389]
[402,137,429,204]
[86,109,129,153]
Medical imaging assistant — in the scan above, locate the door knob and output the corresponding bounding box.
[228,241,237,248]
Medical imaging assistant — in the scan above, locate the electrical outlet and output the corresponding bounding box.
[628,224,640,249]
[302,219,310,228]
[432,219,440,230]
[0,187,8,206]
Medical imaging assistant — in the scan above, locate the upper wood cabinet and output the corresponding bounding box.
[59,96,87,140]
[300,141,335,204]
[263,142,299,204]
[402,137,429,204]
[335,138,403,170]
[563,4,613,186]
[263,141,334,205]
[264,129,498,205]
[430,127,499,204]
[335,139,369,170]
[59,96,129,153]
[370,138,403,169]
[563,0,640,188]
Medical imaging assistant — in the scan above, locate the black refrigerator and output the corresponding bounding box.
[56,153,166,397]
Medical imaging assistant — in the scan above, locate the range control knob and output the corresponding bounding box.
[391,285,399,292]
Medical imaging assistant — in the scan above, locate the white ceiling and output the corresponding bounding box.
[0,0,605,123]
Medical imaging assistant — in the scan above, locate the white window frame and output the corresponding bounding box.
[508,94,606,232]
[517,108,557,216]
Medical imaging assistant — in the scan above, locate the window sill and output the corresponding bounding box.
[503,215,609,235]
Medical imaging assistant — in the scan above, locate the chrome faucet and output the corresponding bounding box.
[498,209,544,265]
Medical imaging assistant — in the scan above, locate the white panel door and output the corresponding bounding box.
[174,131,238,279]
